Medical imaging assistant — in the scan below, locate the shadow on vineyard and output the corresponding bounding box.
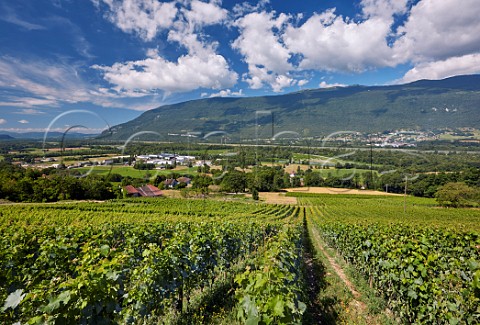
[302,214,340,324]
[171,275,237,324]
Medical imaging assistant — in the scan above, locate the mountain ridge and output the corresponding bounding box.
[101,75,480,140]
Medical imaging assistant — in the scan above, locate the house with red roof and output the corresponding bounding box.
[123,184,162,197]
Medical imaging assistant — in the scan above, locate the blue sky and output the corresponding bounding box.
[1,0,479,134]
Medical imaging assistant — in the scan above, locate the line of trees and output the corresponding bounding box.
[0,162,117,202]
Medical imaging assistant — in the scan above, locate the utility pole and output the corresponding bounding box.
[370,139,374,189]
[404,176,408,213]
[271,112,274,139]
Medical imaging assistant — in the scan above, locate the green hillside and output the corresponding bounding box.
[100,75,480,140]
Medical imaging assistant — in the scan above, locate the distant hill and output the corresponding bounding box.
[0,134,15,140]
[0,132,97,140]
[100,75,480,140]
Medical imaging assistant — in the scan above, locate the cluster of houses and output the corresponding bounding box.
[164,176,192,188]
[123,177,192,197]
[135,153,196,167]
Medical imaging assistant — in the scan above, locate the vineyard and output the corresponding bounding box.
[1,194,480,324]
[0,199,304,324]
[294,193,480,324]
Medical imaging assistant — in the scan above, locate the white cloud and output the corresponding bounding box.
[93,0,237,95]
[93,0,178,41]
[184,0,227,26]
[14,108,46,115]
[0,98,57,109]
[393,0,480,63]
[283,8,399,72]
[232,0,269,17]
[398,54,480,83]
[167,29,215,56]
[233,11,293,91]
[231,0,410,91]
[361,0,409,19]
[230,0,480,91]
[0,119,6,125]
[272,74,295,92]
[0,56,148,110]
[297,79,309,87]
[93,53,237,93]
[18,119,29,124]
[0,56,92,104]
[319,81,346,88]
[208,89,243,98]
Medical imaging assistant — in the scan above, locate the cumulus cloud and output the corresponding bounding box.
[283,8,400,72]
[361,0,409,19]
[231,0,410,91]
[5,0,478,110]
[93,0,237,95]
[0,119,6,125]
[393,0,480,63]
[232,0,480,90]
[184,0,228,26]
[232,0,270,17]
[93,53,237,93]
[18,119,29,124]
[233,11,293,91]
[92,0,177,41]
[398,53,480,83]
[391,0,480,83]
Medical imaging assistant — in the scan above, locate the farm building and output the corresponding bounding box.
[123,185,140,197]
[123,184,162,197]
[176,177,192,185]
[164,179,178,188]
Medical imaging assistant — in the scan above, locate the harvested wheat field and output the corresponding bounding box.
[284,187,402,196]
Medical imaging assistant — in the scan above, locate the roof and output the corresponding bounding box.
[124,185,139,195]
[164,178,178,185]
[137,184,163,197]
[177,177,191,183]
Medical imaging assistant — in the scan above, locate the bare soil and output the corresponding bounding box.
[258,192,298,205]
[284,187,402,196]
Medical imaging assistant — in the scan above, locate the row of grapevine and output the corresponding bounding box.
[295,193,480,231]
[302,195,480,323]
[0,198,289,229]
[235,224,306,324]
[0,198,307,324]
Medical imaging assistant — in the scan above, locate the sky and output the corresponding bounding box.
[1,0,480,134]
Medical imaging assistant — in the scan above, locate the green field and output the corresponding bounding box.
[311,168,373,178]
[75,165,198,178]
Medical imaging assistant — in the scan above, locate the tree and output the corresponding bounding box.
[192,174,213,196]
[252,188,259,200]
[435,182,479,207]
[221,170,246,193]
